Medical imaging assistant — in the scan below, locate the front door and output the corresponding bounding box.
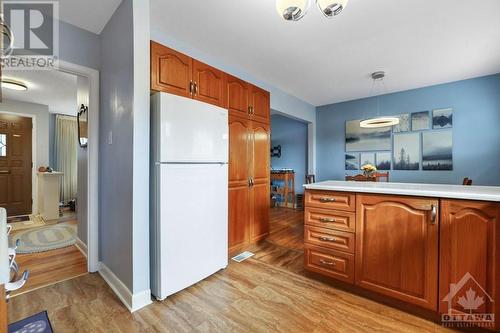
[0,114,32,216]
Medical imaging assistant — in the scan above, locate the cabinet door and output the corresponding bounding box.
[355,194,439,310]
[192,60,226,108]
[249,121,270,242]
[249,84,270,124]
[228,115,251,252]
[151,41,192,98]
[227,75,250,118]
[439,200,498,324]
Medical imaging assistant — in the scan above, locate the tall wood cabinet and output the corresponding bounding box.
[439,199,499,329]
[355,195,439,310]
[151,42,271,254]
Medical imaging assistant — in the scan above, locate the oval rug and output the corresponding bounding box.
[10,224,77,254]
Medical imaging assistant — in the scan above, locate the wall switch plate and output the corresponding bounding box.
[108,131,113,145]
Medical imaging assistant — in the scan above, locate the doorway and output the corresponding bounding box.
[0,61,99,294]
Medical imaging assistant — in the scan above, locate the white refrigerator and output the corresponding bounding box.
[150,92,228,300]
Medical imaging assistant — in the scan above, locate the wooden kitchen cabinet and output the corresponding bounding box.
[228,117,270,252]
[227,75,250,118]
[249,121,270,242]
[439,199,499,328]
[0,285,6,333]
[249,84,270,124]
[355,194,439,310]
[192,59,226,108]
[151,41,192,98]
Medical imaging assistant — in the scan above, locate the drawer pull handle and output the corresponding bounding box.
[320,259,336,266]
[319,217,336,223]
[319,197,336,203]
[319,236,337,242]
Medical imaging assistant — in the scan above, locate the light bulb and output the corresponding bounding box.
[276,0,311,21]
[316,0,348,18]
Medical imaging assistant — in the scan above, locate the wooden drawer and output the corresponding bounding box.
[305,226,355,253]
[305,245,354,283]
[305,190,355,211]
[305,207,355,232]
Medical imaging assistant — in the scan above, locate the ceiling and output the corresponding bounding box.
[2,70,78,116]
[58,0,122,34]
[151,0,500,106]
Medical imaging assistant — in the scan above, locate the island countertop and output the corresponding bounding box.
[304,180,500,202]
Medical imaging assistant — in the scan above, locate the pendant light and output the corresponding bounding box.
[317,0,349,18]
[359,72,399,129]
[276,0,311,21]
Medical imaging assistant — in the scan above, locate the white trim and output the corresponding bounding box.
[75,237,88,258]
[98,263,152,312]
[57,60,100,273]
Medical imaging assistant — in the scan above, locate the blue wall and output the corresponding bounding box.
[317,74,500,186]
[271,114,308,194]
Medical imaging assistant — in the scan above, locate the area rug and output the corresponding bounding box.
[8,311,54,333]
[9,224,77,254]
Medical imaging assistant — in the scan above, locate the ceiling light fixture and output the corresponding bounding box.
[359,71,399,129]
[1,79,28,91]
[276,0,348,21]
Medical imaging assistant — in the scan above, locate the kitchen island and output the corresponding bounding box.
[303,181,500,330]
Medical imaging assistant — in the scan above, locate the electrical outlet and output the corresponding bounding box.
[108,131,113,145]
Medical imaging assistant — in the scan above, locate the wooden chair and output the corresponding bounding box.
[463,177,472,186]
[374,172,389,182]
[345,174,376,182]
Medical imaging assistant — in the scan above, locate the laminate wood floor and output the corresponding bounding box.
[7,208,460,332]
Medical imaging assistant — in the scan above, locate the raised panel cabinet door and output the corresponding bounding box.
[249,121,270,241]
[355,194,439,310]
[439,199,499,327]
[227,75,250,118]
[228,115,250,186]
[249,84,270,124]
[151,41,193,98]
[228,185,250,253]
[228,114,251,252]
[192,60,227,108]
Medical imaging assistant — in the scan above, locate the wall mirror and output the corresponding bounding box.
[77,104,88,148]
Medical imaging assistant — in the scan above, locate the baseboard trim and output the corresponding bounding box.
[75,238,88,259]
[98,263,152,312]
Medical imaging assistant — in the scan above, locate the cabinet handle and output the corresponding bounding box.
[430,205,437,224]
[319,236,337,242]
[319,217,336,223]
[189,81,194,95]
[194,82,198,96]
[319,259,335,266]
[319,197,336,203]
[248,177,254,187]
[0,170,10,174]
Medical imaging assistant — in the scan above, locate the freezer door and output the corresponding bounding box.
[157,93,228,163]
[153,163,228,300]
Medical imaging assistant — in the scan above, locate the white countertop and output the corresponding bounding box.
[304,181,500,202]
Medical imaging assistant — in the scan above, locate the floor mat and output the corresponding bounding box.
[8,311,54,333]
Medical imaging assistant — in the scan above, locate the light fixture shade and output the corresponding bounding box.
[317,0,348,18]
[359,117,399,129]
[1,79,28,91]
[276,0,311,21]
